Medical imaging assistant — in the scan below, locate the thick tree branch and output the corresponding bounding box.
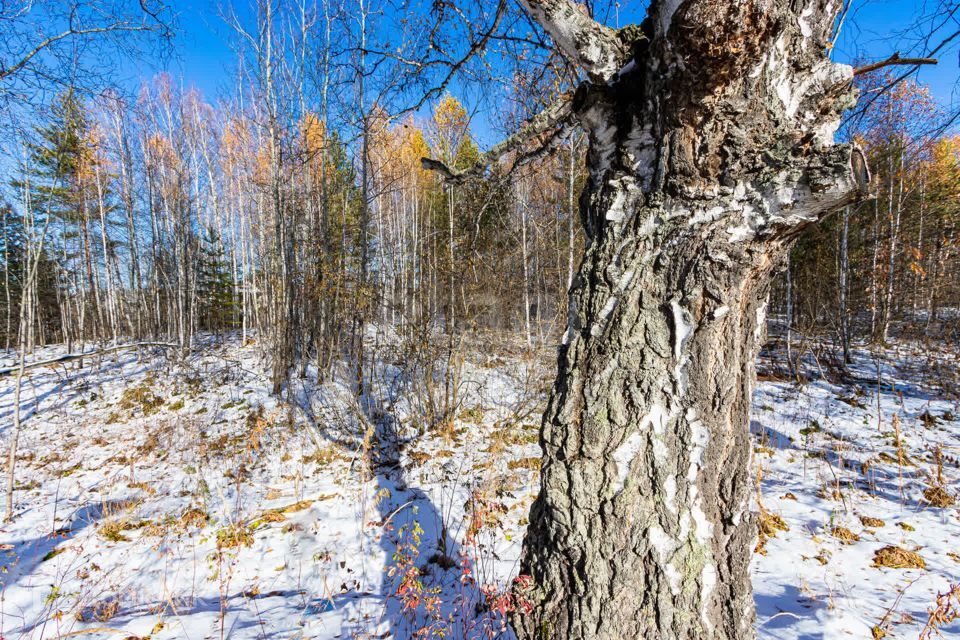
[517,0,630,82]
[421,92,574,183]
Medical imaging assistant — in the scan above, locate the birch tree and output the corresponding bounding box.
[422,1,873,637]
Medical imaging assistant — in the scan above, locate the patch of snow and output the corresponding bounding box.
[2,335,959,639]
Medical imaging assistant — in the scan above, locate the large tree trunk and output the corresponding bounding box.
[510,1,870,638]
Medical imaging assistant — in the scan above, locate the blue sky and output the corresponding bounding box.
[835,0,959,104]
[148,0,958,110]
[110,0,960,141]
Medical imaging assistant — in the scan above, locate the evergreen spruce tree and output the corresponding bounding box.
[16,90,89,224]
[11,89,92,343]
[197,225,238,332]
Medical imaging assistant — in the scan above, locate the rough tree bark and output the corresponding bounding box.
[503,1,870,638]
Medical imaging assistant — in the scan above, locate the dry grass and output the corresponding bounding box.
[254,498,314,526]
[817,486,844,501]
[98,519,132,543]
[859,515,886,528]
[873,545,926,569]
[216,523,255,549]
[303,445,346,466]
[755,508,789,555]
[878,449,913,466]
[127,481,156,495]
[406,450,432,466]
[76,598,121,623]
[759,510,789,535]
[98,518,151,543]
[483,422,538,455]
[119,380,164,416]
[178,507,209,531]
[458,406,484,424]
[279,500,313,513]
[256,511,287,524]
[830,526,861,544]
[923,485,956,508]
[507,457,541,471]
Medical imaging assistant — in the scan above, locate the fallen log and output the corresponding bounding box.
[0,342,179,378]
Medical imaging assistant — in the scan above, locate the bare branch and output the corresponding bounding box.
[0,2,174,85]
[0,24,155,81]
[0,343,179,378]
[421,92,574,183]
[398,0,509,115]
[853,52,937,76]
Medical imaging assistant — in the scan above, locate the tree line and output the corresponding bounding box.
[3,75,957,390]
[0,76,586,390]
[777,74,959,370]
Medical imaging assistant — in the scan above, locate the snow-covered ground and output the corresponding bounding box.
[0,335,957,639]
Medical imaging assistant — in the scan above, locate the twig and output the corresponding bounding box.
[53,628,137,639]
[853,52,937,76]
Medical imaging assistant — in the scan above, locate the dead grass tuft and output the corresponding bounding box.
[878,449,913,466]
[923,485,956,508]
[873,545,925,569]
[255,511,287,524]
[119,380,164,416]
[406,450,431,466]
[759,510,789,536]
[280,500,312,513]
[303,445,345,466]
[859,515,886,528]
[177,507,209,531]
[830,526,861,544]
[127,481,156,495]
[507,457,541,471]
[216,522,254,549]
[76,598,120,623]
[98,518,151,543]
[755,508,789,555]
